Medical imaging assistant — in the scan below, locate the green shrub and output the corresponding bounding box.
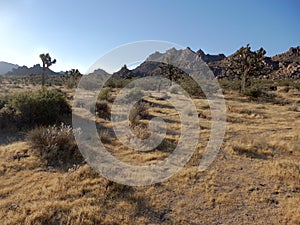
[0,94,12,109]
[98,87,111,101]
[126,88,144,101]
[277,79,293,87]
[276,79,300,90]
[130,123,150,140]
[0,94,16,129]
[10,90,71,126]
[128,101,149,125]
[218,78,241,91]
[156,138,177,153]
[244,87,263,98]
[106,78,132,88]
[95,100,111,120]
[0,106,16,129]
[87,100,111,120]
[177,76,205,97]
[26,123,83,167]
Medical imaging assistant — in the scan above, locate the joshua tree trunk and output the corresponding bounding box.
[241,73,247,93]
[42,67,46,87]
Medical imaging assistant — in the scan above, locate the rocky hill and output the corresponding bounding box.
[0,61,19,75]
[110,47,223,79]
[271,46,300,79]
[196,49,226,63]
[89,68,110,76]
[207,52,277,79]
[5,64,58,76]
[112,65,132,78]
[207,46,300,79]
[89,46,300,80]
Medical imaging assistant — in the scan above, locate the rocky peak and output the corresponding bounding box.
[112,65,131,78]
[5,64,57,76]
[272,46,300,62]
[288,46,300,56]
[196,49,226,63]
[271,46,300,79]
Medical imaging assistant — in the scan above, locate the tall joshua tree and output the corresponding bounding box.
[159,56,181,86]
[62,69,82,88]
[226,44,266,93]
[39,53,56,87]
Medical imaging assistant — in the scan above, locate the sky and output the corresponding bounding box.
[0,0,299,73]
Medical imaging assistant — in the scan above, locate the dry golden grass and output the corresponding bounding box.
[0,84,299,224]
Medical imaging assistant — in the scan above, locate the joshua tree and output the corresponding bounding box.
[159,56,182,87]
[65,68,81,77]
[39,53,56,87]
[62,69,82,88]
[226,44,266,93]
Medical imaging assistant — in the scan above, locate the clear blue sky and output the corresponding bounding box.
[0,0,299,72]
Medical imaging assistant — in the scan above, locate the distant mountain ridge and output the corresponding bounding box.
[89,46,300,80]
[5,64,58,76]
[2,45,299,79]
[0,61,19,75]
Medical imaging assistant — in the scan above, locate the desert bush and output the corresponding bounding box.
[156,138,177,153]
[277,79,293,87]
[244,87,263,98]
[219,78,278,93]
[0,106,16,129]
[10,89,71,126]
[252,91,283,104]
[128,101,149,125]
[126,88,144,102]
[218,78,241,91]
[105,78,132,88]
[98,87,111,101]
[61,69,82,88]
[178,76,205,97]
[95,100,111,119]
[26,123,83,166]
[0,94,16,129]
[276,79,300,91]
[293,82,300,90]
[131,123,150,140]
[0,95,9,109]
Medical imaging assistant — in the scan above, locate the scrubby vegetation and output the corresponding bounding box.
[97,87,114,102]
[0,89,70,129]
[126,88,145,101]
[128,100,149,126]
[0,45,300,224]
[61,69,82,88]
[0,83,299,224]
[95,100,111,119]
[106,77,132,88]
[26,123,83,168]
